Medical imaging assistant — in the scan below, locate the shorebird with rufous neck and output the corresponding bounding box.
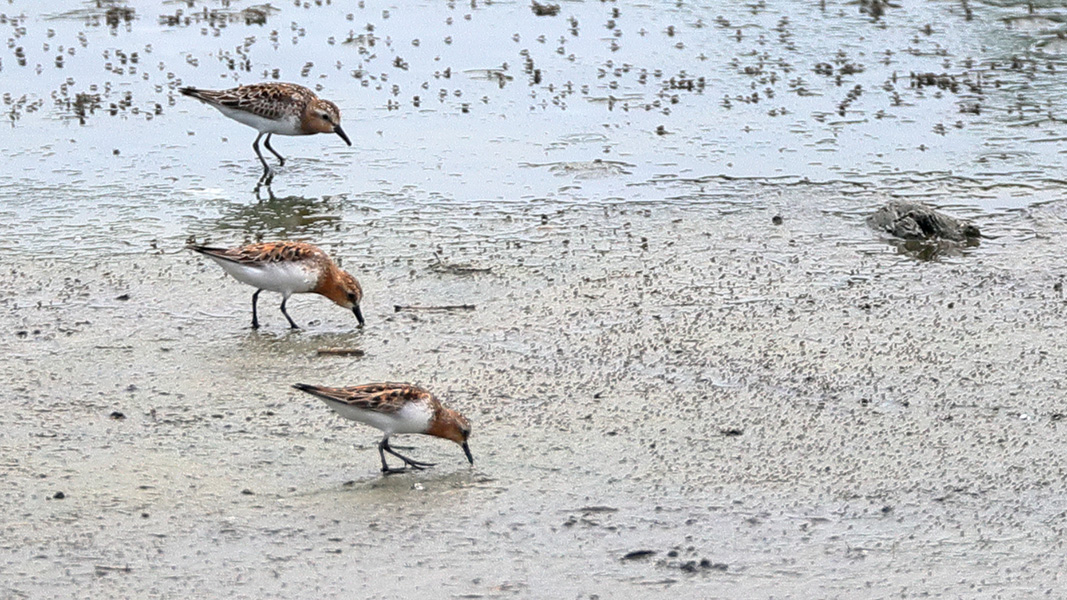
[187,241,364,330]
[292,382,473,475]
[179,82,351,176]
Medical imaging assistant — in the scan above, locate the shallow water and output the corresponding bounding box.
[4,1,1067,597]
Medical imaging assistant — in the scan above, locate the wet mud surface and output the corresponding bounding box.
[4,0,1067,598]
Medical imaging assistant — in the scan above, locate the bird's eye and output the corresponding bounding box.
[320,113,332,122]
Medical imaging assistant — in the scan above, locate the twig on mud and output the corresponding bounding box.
[430,254,492,275]
[394,304,476,312]
[316,348,365,357]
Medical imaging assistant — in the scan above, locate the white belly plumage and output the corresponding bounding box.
[211,258,319,296]
[322,399,434,436]
[217,105,304,136]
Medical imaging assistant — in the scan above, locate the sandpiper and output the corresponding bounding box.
[179,82,352,175]
[292,382,473,474]
[188,241,364,329]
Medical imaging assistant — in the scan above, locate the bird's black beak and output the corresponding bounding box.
[334,125,352,146]
[462,441,473,465]
[353,305,365,327]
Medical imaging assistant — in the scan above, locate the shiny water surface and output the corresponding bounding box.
[4,1,1067,597]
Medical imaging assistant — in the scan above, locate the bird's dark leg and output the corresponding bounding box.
[378,440,404,474]
[263,133,286,166]
[251,131,271,174]
[251,289,262,329]
[379,438,435,474]
[253,174,275,200]
[279,296,299,329]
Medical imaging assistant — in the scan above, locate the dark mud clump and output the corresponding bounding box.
[867,200,981,242]
[530,1,560,17]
